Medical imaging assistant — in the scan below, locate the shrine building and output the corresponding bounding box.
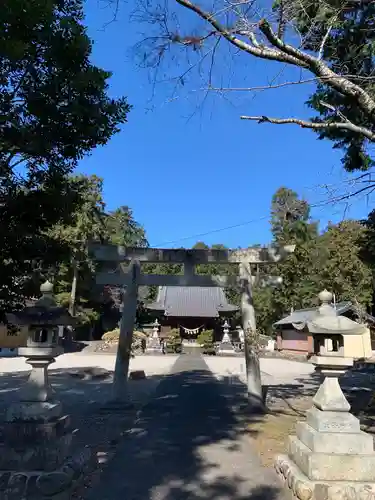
[145,286,238,343]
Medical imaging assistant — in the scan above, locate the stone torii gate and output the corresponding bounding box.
[90,244,295,408]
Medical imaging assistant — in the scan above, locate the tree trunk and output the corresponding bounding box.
[240,262,265,413]
[112,259,140,402]
[69,260,78,317]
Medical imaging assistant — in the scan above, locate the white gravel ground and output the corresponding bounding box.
[0,353,179,376]
[0,352,314,388]
[203,355,315,386]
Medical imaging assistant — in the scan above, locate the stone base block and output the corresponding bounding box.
[2,416,71,445]
[275,455,375,500]
[6,401,62,422]
[288,436,375,481]
[296,422,374,454]
[306,406,360,434]
[0,433,73,471]
[218,342,235,351]
[129,370,146,380]
[0,446,95,500]
[216,351,240,357]
[144,349,163,355]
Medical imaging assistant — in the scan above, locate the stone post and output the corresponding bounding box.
[1,281,94,500]
[236,327,245,351]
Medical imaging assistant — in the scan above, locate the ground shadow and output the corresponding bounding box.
[79,355,290,500]
[0,365,165,463]
[2,355,375,500]
[61,339,87,352]
[263,367,375,420]
[0,361,284,500]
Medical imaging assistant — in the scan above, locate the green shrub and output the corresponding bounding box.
[197,329,215,354]
[101,329,145,343]
[196,329,213,346]
[202,346,216,355]
[166,328,182,353]
[102,329,120,343]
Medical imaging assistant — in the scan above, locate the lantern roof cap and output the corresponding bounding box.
[307,290,367,335]
[6,280,75,327]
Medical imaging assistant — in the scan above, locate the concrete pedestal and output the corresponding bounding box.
[217,341,238,356]
[145,335,163,355]
[145,346,163,355]
[217,330,237,356]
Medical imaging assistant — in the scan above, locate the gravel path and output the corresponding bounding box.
[86,352,286,500]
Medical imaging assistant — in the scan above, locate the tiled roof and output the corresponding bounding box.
[273,301,375,327]
[146,286,238,317]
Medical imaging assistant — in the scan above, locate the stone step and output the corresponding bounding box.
[275,454,375,500]
[288,436,375,482]
[296,421,374,454]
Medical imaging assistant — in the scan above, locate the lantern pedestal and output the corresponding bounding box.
[17,346,62,403]
[0,282,95,499]
[217,341,236,356]
[145,333,163,354]
[0,361,94,499]
[275,355,375,499]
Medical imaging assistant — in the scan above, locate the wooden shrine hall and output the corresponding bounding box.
[145,286,238,343]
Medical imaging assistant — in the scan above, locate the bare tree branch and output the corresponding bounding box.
[319,183,375,206]
[170,0,375,121]
[240,115,375,141]
[203,74,375,93]
[258,19,375,117]
[133,0,375,160]
[175,0,308,66]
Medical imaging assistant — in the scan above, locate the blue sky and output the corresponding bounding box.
[79,0,373,248]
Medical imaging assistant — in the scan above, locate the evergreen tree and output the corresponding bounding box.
[318,220,373,307]
[105,207,148,247]
[270,188,319,316]
[294,0,375,171]
[0,0,130,308]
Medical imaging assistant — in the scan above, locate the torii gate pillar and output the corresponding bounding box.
[112,260,140,402]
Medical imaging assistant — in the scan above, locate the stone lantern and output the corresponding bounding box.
[145,319,163,354]
[1,281,92,499]
[217,320,236,356]
[6,280,74,404]
[222,320,231,343]
[275,290,375,500]
[308,289,372,360]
